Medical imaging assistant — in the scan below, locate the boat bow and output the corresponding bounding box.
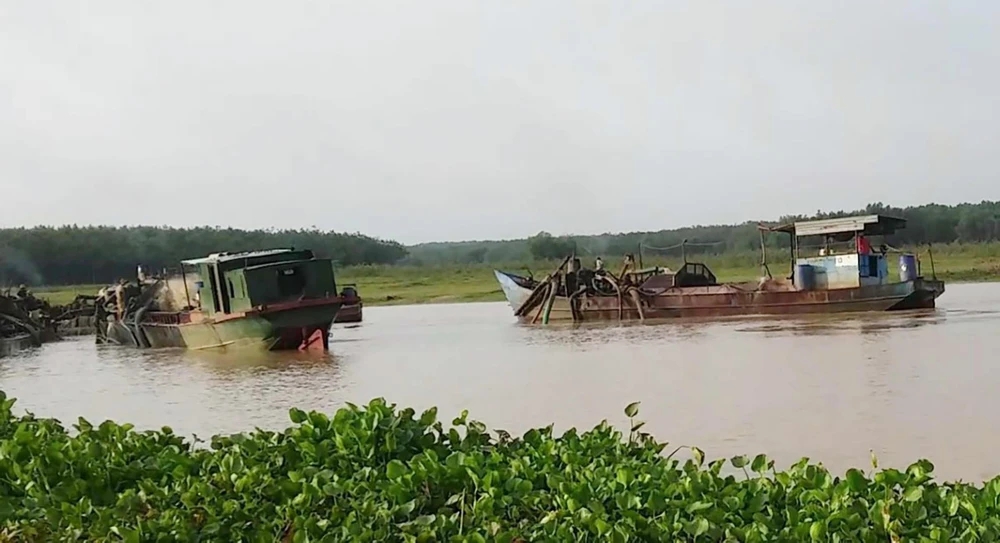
[494,270,534,310]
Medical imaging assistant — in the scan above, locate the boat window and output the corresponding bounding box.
[228,279,235,299]
[277,267,306,297]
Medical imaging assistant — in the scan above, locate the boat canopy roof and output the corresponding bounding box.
[769,214,906,238]
[181,248,311,266]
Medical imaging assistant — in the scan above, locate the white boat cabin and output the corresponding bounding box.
[771,215,914,290]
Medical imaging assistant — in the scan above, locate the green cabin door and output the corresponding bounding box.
[207,264,231,314]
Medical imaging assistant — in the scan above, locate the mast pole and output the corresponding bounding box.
[181,264,191,308]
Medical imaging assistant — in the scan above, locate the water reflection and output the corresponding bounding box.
[184,348,336,372]
[732,310,942,338]
[1,283,998,481]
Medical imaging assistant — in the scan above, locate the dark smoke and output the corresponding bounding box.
[0,246,44,286]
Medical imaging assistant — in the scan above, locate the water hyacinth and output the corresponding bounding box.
[1,392,1000,542]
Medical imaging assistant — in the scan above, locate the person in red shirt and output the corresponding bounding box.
[856,234,872,254]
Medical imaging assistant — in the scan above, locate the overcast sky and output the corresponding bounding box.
[2,1,998,244]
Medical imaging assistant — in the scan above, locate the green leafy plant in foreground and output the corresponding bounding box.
[2,392,1000,542]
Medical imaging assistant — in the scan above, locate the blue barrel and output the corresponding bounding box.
[899,254,918,282]
[794,264,815,291]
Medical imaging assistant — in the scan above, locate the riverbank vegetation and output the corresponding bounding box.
[341,242,1000,305]
[407,201,1000,265]
[9,201,1000,305]
[0,226,406,286]
[30,241,1000,307]
[1,392,998,541]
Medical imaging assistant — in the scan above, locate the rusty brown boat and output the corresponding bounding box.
[495,215,945,324]
[0,290,59,356]
[333,284,363,323]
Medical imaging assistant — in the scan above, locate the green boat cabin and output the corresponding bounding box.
[181,249,339,317]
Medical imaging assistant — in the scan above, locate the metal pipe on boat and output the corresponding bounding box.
[515,255,571,317]
[598,273,624,320]
[521,278,552,321]
[759,229,772,279]
[132,306,151,348]
[181,264,191,308]
[116,321,141,348]
[788,232,796,280]
[927,244,936,280]
[541,300,553,324]
[568,285,587,322]
[531,283,551,324]
[541,275,561,325]
[627,287,645,322]
[516,280,548,318]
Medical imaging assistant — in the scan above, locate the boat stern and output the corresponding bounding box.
[258,297,344,351]
[888,277,946,310]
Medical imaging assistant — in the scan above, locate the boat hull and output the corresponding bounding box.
[105,300,342,351]
[495,270,945,323]
[333,302,363,323]
[0,334,38,357]
[56,315,97,336]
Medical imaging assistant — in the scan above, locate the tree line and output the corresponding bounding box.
[406,200,1000,264]
[3,201,997,285]
[0,226,408,286]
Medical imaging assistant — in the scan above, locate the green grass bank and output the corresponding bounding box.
[335,242,1000,306]
[1,392,998,541]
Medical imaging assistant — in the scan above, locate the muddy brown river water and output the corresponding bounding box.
[1,283,998,480]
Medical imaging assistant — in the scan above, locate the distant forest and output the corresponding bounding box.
[407,201,1000,265]
[0,227,407,286]
[1,201,998,285]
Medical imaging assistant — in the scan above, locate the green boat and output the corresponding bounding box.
[101,249,345,352]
